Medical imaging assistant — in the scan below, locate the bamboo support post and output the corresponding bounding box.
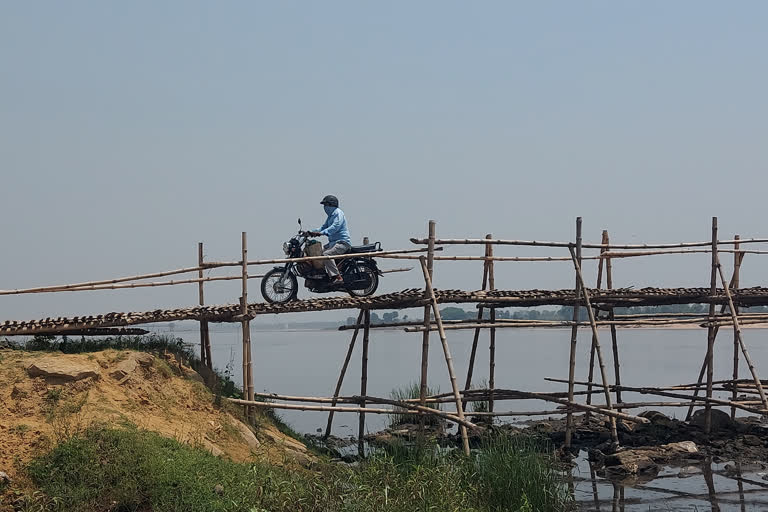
[569,245,619,444]
[605,231,622,404]
[488,236,496,413]
[418,222,437,418]
[419,220,435,429]
[241,232,254,420]
[463,235,491,411]
[565,217,582,449]
[732,235,742,420]
[358,309,371,457]
[419,256,471,456]
[324,309,364,438]
[704,217,718,434]
[715,250,768,411]
[198,243,212,369]
[585,230,608,418]
[685,262,742,421]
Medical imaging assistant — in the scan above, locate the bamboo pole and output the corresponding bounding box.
[716,250,768,411]
[705,217,718,434]
[391,249,768,261]
[547,376,768,392]
[390,255,583,262]
[0,265,214,295]
[0,274,268,294]
[254,387,597,406]
[380,267,413,274]
[358,309,371,457]
[732,235,742,420]
[585,230,608,417]
[402,316,766,331]
[488,235,496,413]
[565,217,582,449]
[198,243,212,369]
[231,247,441,268]
[685,263,743,421]
[324,309,364,438]
[0,249,433,297]
[463,236,491,411]
[605,231,622,405]
[549,377,764,414]
[419,221,436,428]
[229,396,480,431]
[409,237,768,250]
[569,245,619,444]
[241,232,254,420]
[419,256,471,455]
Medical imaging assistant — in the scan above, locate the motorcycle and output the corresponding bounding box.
[260,219,383,304]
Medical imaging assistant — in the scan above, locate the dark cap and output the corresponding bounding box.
[320,195,339,207]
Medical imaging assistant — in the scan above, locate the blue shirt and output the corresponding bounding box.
[316,207,351,246]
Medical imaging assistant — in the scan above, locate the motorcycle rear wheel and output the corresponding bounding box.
[348,263,379,297]
[261,269,299,304]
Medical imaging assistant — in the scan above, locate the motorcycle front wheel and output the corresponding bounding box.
[348,263,379,297]
[261,269,299,304]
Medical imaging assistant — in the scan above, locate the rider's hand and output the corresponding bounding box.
[307,231,321,237]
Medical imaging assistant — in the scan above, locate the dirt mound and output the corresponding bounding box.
[0,349,312,480]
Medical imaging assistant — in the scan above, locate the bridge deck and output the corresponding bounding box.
[3,286,768,336]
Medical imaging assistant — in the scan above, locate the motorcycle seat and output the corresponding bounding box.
[349,242,380,254]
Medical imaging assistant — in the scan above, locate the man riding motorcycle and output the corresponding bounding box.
[306,195,351,284]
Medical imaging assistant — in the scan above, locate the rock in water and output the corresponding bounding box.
[690,409,734,431]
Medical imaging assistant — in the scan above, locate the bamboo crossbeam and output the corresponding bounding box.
[394,249,768,261]
[344,313,768,332]
[409,237,768,250]
[389,255,587,262]
[204,247,441,269]
[0,265,208,296]
[8,327,151,336]
[0,249,432,297]
[546,377,766,414]
[489,388,648,423]
[380,267,413,274]
[251,388,598,406]
[229,396,481,431]
[36,274,269,293]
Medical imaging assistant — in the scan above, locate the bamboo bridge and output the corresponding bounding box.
[5,286,768,336]
[3,217,768,457]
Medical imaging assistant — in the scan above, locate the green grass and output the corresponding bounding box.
[24,426,572,512]
[388,381,442,428]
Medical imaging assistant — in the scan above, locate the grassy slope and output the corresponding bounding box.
[20,427,572,512]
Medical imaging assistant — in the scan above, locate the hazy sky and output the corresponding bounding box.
[2,2,767,321]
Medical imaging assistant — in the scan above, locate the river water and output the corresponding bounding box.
[173,325,768,510]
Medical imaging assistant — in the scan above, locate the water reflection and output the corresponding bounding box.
[573,453,768,511]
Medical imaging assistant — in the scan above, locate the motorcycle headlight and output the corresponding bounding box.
[283,242,291,255]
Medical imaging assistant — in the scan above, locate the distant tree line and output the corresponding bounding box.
[346,304,768,325]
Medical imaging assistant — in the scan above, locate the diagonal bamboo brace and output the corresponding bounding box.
[715,252,768,412]
[419,256,472,456]
[569,246,619,444]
